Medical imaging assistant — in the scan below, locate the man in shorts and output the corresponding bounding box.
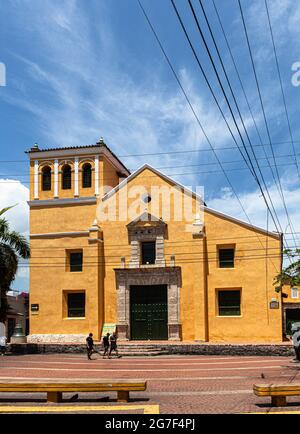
[86,333,95,360]
[108,332,121,359]
[102,332,110,358]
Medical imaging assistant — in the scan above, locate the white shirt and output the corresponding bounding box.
[0,336,7,346]
[292,330,300,347]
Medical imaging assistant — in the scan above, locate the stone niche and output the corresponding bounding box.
[114,266,182,341]
[126,212,167,268]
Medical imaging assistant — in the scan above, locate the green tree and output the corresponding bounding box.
[275,249,300,287]
[0,206,30,322]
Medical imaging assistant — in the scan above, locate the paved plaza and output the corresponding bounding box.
[0,353,300,414]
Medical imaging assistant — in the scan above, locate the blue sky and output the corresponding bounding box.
[0,0,300,291]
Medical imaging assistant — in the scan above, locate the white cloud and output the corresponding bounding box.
[0,180,29,236]
[208,175,300,247]
[0,180,29,291]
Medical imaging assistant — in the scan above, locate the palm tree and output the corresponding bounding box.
[0,206,30,322]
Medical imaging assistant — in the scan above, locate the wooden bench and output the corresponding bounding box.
[0,380,147,403]
[253,383,300,407]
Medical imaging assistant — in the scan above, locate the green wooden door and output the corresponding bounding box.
[130,285,168,340]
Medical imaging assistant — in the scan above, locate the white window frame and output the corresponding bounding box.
[292,287,299,299]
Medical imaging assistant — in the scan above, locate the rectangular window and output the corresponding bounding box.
[141,241,156,265]
[219,248,235,268]
[67,293,85,318]
[292,287,299,299]
[218,290,241,316]
[69,251,83,272]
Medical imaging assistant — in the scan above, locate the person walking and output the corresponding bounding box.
[0,335,7,356]
[102,332,110,358]
[108,332,121,359]
[291,323,300,362]
[86,332,95,360]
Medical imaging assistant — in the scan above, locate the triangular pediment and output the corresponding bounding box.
[127,212,166,228]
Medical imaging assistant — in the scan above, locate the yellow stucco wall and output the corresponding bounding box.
[98,167,282,342]
[282,285,300,304]
[29,235,103,335]
[28,157,283,343]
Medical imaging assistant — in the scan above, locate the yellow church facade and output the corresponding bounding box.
[26,140,284,343]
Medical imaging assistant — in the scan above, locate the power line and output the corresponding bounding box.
[137,0,276,244]
[25,244,291,258]
[7,252,287,267]
[264,0,299,177]
[212,0,295,197]
[2,159,300,184]
[170,0,283,236]
[2,150,300,177]
[212,0,274,171]
[2,139,300,163]
[28,233,283,249]
[189,0,283,237]
[237,0,299,249]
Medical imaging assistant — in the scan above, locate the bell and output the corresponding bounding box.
[12,323,25,337]
[10,323,27,344]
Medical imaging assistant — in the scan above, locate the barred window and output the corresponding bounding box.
[67,293,85,318]
[69,251,83,272]
[62,164,72,190]
[218,290,241,316]
[141,241,156,265]
[42,166,51,191]
[219,248,235,268]
[82,163,92,188]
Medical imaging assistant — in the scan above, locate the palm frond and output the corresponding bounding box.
[0,204,17,217]
[0,218,10,238]
[4,231,30,259]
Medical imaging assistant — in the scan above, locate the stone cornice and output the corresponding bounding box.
[30,231,89,239]
[28,197,97,207]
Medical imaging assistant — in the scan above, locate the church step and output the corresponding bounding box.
[113,351,169,356]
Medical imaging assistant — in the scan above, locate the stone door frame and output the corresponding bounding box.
[114,267,182,341]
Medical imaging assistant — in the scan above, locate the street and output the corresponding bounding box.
[0,354,299,413]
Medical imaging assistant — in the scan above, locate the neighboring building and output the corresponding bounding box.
[6,291,29,341]
[282,285,300,336]
[26,140,283,343]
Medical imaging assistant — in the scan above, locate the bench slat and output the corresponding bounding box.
[0,381,147,404]
[254,383,300,396]
[0,382,146,393]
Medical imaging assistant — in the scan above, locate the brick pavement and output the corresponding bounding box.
[0,354,300,413]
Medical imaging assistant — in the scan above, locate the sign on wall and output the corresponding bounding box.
[101,323,116,337]
[31,304,39,314]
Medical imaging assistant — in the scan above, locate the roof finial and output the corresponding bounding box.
[98,137,104,144]
[31,143,39,151]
